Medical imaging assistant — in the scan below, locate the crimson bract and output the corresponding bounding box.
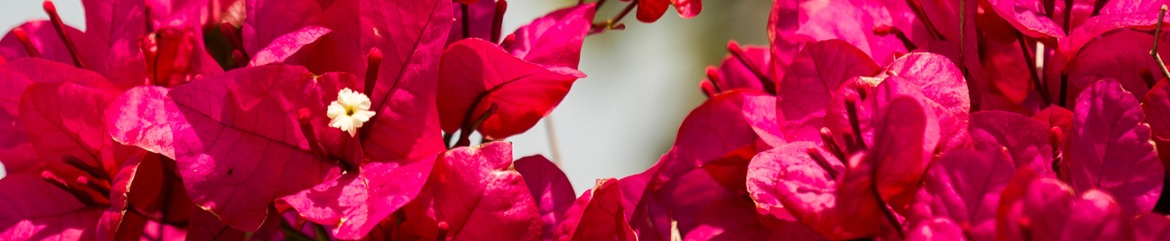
[2,0,1170,240]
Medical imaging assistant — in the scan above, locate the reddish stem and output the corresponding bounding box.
[455,104,498,147]
[592,0,637,33]
[461,3,471,40]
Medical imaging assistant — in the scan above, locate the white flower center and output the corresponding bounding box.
[327,88,376,136]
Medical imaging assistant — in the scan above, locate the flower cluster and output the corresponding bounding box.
[0,0,698,240]
[648,0,1170,240]
[3,0,1170,240]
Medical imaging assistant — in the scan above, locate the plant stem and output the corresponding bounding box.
[544,115,563,165]
[1150,5,1170,79]
[281,220,315,241]
[313,223,331,241]
[461,2,470,40]
[1017,33,1052,106]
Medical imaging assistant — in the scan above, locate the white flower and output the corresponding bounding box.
[327,88,376,136]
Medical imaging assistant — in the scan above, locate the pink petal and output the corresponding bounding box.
[283,157,435,239]
[514,155,576,241]
[242,0,324,55]
[1032,105,1074,136]
[870,96,937,213]
[504,3,596,71]
[985,0,1066,38]
[185,209,248,241]
[776,40,880,142]
[979,34,1034,105]
[1066,30,1167,104]
[672,0,702,18]
[552,179,636,241]
[636,0,671,23]
[683,198,820,241]
[915,149,1015,240]
[970,111,1054,175]
[355,0,452,162]
[1147,80,1170,184]
[249,26,332,67]
[906,217,967,241]
[881,53,971,151]
[0,59,115,175]
[1060,9,1165,58]
[105,86,176,159]
[665,150,819,240]
[437,39,581,139]
[770,0,909,64]
[618,164,672,241]
[447,0,496,44]
[1066,79,1163,214]
[1133,213,1170,241]
[166,65,340,231]
[1003,184,1130,240]
[0,21,95,69]
[1145,80,1170,140]
[747,142,883,239]
[701,43,775,95]
[81,0,149,89]
[20,83,116,175]
[0,174,103,240]
[400,142,542,241]
[656,90,781,188]
[1100,0,1170,15]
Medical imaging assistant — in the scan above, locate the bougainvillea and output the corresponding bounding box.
[3,0,1170,240]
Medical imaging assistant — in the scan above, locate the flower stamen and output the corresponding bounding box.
[43,0,85,69]
[327,88,376,137]
[12,28,41,58]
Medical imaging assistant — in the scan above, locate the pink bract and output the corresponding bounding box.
[514,155,576,241]
[399,142,542,241]
[1065,79,1163,214]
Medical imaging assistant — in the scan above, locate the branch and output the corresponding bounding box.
[1151,5,1170,79]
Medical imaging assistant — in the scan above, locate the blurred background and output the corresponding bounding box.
[0,0,773,194]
